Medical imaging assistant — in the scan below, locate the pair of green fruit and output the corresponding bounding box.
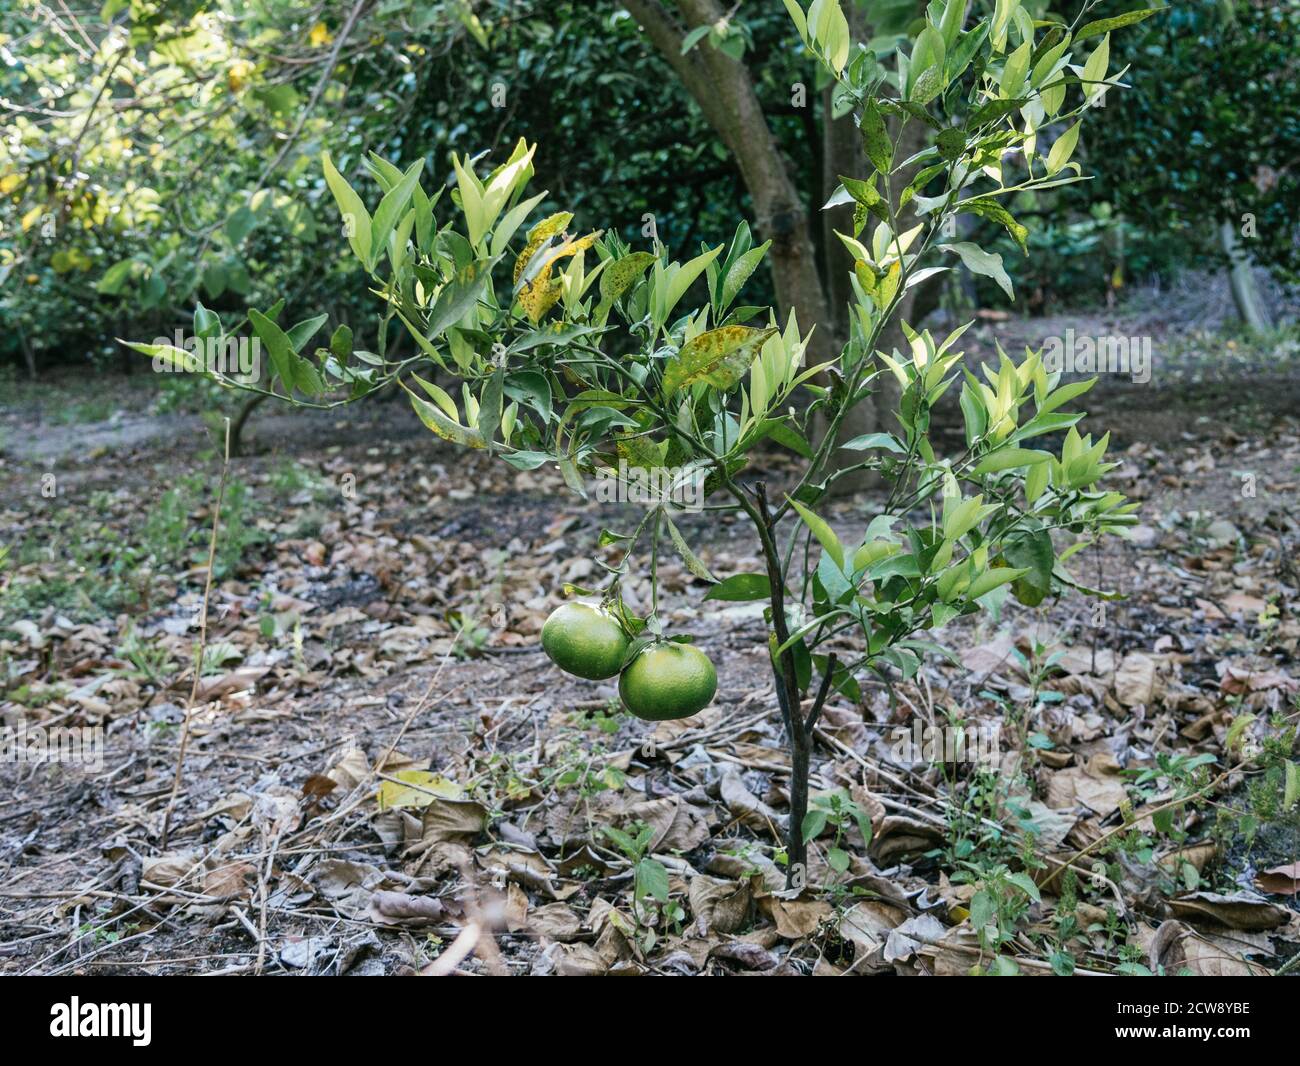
[541,602,716,721]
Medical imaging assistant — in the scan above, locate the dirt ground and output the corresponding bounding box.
[1,310,1298,976]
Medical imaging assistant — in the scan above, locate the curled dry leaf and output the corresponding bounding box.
[884,913,946,963]
[620,795,712,853]
[203,860,256,900]
[687,875,751,935]
[417,798,488,847]
[504,882,530,932]
[527,902,585,942]
[1167,891,1290,931]
[836,899,907,974]
[367,889,446,925]
[709,939,779,971]
[867,815,945,866]
[1148,919,1270,976]
[1045,761,1127,819]
[1114,651,1161,707]
[142,851,202,889]
[759,893,832,939]
[719,770,782,834]
[1254,862,1300,896]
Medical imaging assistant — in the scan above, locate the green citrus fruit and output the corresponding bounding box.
[541,602,630,680]
[619,642,717,721]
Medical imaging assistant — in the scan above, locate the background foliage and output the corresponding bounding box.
[2,0,1298,373]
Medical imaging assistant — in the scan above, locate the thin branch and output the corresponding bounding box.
[160,417,232,850]
[803,652,838,734]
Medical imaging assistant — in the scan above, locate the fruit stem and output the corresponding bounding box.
[649,506,661,619]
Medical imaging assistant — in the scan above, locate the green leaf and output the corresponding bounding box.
[321,151,373,266]
[121,341,201,372]
[966,565,1029,600]
[248,307,301,393]
[369,158,424,270]
[801,809,828,842]
[1225,713,1256,752]
[957,197,1029,254]
[635,858,671,903]
[602,826,638,857]
[937,127,967,161]
[97,259,136,295]
[910,64,945,105]
[286,313,328,352]
[1046,123,1080,175]
[973,447,1050,474]
[1038,376,1097,415]
[943,494,988,540]
[720,240,771,310]
[1075,7,1164,42]
[501,450,551,471]
[840,432,905,453]
[665,515,717,583]
[194,303,221,339]
[405,377,486,449]
[476,369,505,443]
[783,0,808,44]
[329,324,353,360]
[680,24,711,54]
[789,498,845,571]
[426,258,495,341]
[660,244,722,325]
[1003,527,1054,607]
[1025,459,1050,502]
[752,419,814,458]
[969,97,1029,126]
[940,241,1013,300]
[662,325,777,395]
[1284,760,1299,810]
[860,99,893,175]
[225,204,258,245]
[1006,871,1042,902]
[704,573,772,602]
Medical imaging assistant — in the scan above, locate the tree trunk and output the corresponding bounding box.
[230,392,268,457]
[623,0,834,360]
[623,0,937,491]
[1220,221,1272,333]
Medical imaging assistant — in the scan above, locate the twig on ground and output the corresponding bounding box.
[161,417,232,849]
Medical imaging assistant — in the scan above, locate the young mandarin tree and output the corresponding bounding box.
[130,0,1153,888]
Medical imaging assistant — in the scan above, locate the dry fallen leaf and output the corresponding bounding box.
[1254,862,1300,896]
[367,890,446,925]
[1167,890,1290,931]
[687,875,751,935]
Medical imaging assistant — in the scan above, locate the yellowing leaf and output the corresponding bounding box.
[514,211,572,283]
[662,325,777,395]
[377,770,464,811]
[598,250,656,307]
[518,275,565,323]
[406,378,486,448]
[516,230,601,323]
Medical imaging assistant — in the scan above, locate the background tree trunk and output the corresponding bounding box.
[1220,221,1272,333]
[623,0,936,489]
[623,0,833,361]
